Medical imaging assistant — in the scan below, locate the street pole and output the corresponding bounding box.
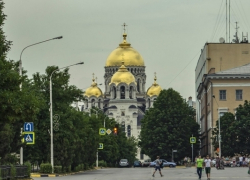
[50,62,83,173]
[172,149,173,162]
[213,95,221,158]
[192,134,193,163]
[96,150,98,168]
[19,36,62,165]
[219,115,221,158]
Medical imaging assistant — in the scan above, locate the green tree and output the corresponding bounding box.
[139,88,199,161]
[0,0,40,163]
[212,100,250,156]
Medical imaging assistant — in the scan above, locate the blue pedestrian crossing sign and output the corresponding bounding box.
[99,128,106,135]
[22,132,35,145]
[98,143,103,149]
[190,137,196,144]
[24,122,34,132]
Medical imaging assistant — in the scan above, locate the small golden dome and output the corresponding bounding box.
[147,73,162,97]
[84,74,103,97]
[105,33,144,67]
[110,60,136,85]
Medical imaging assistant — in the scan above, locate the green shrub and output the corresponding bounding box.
[64,165,71,173]
[84,164,89,170]
[40,163,52,173]
[54,166,62,174]
[24,162,31,177]
[10,165,16,180]
[98,160,107,167]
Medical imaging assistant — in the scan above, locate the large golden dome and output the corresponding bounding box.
[84,75,103,97]
[147,73,162,97]
[110,61,136,85]
[105,33,144,67]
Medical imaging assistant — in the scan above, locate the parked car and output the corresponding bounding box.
[150,159,176,168]
[133,160,142,167]
[142,159,151,167]
[119,159,129,167]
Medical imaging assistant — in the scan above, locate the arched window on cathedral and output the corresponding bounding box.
[120,86,125,99]
[148,98,151,108]
[127,125,131,137]
[91,99,95,107]
[137,79,141,93]
[113,86,116,99]
[98,99,101,108]
[129,86,133,99]
[86,100,88,109]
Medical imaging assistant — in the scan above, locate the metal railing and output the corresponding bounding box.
[0,165,28,179]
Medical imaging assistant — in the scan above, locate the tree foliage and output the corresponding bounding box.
[212,100,250,156]
[0,1,40,163]
[139,88,199,161]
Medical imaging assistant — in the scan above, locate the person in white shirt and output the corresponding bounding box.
[204,155,212,180]
[239,155,243,166]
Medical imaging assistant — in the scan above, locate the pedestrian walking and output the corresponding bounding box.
[196,155,204,180]
[205,155,212,180]
[152,156,163,177]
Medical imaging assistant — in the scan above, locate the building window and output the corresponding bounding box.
[236,90,243,100]
[219,90,226,100]
[140,151,144,160]
[120,86,125,99]
[127,125,131,137]
[121,111,125,116]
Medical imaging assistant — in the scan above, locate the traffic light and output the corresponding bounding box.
[114,127,117,135]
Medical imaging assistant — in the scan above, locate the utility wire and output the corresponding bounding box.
[211,0,224,42]
[167,51,200,87]
[212,5,226,42]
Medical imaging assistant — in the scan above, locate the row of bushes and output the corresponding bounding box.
[0,162,31,180]
[40,163,94,174]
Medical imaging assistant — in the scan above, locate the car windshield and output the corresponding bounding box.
[120,159,128,162]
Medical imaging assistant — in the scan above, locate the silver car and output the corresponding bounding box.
[119,159,129,167]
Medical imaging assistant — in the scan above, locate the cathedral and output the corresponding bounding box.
[82,28,162,160]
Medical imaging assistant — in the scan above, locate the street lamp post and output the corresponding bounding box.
[50,62,83,173]
[19,36,63,165]
[213,95,221,158]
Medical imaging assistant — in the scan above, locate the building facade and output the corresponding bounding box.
[82,32,162,160]
[195,42,250,156]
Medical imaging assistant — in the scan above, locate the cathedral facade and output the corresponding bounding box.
[82,31,162,160]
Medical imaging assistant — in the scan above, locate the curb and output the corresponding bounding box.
[31,174,60,178]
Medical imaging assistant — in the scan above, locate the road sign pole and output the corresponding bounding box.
[192,134,193,163]
[96,150,98,168]
[20,128,23,165]
[172,149,173,162]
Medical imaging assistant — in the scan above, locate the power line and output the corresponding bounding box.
[211,0,224,42]
[167,51,200,87]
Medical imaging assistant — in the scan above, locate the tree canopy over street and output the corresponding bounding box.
[212,100,250,156]
[139,88,199,161]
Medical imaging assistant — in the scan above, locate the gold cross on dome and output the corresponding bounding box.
[122,23,127,33]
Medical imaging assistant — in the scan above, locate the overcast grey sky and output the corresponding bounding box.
[3,0,250,100]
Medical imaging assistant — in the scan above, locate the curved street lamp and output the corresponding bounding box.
[50,62,84,173]
[19,36,62,165]
[19,36,63,89]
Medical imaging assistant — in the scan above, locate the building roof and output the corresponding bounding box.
[215,63,250,75]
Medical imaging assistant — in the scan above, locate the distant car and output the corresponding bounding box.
[142,159,151,167]
[133,160,142,167]
[150,159,176,168]
[119,159,129,167]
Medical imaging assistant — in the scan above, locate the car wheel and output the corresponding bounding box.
[169,165,173,168]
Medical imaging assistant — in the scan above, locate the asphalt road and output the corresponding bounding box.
[33,167,250,180]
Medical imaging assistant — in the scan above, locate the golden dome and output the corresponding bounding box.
[147,73,162,97]
[105,33,145,67]
[110,60,136,85]
[84,75,103,97]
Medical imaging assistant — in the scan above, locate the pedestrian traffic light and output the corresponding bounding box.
[114,127,117,135]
